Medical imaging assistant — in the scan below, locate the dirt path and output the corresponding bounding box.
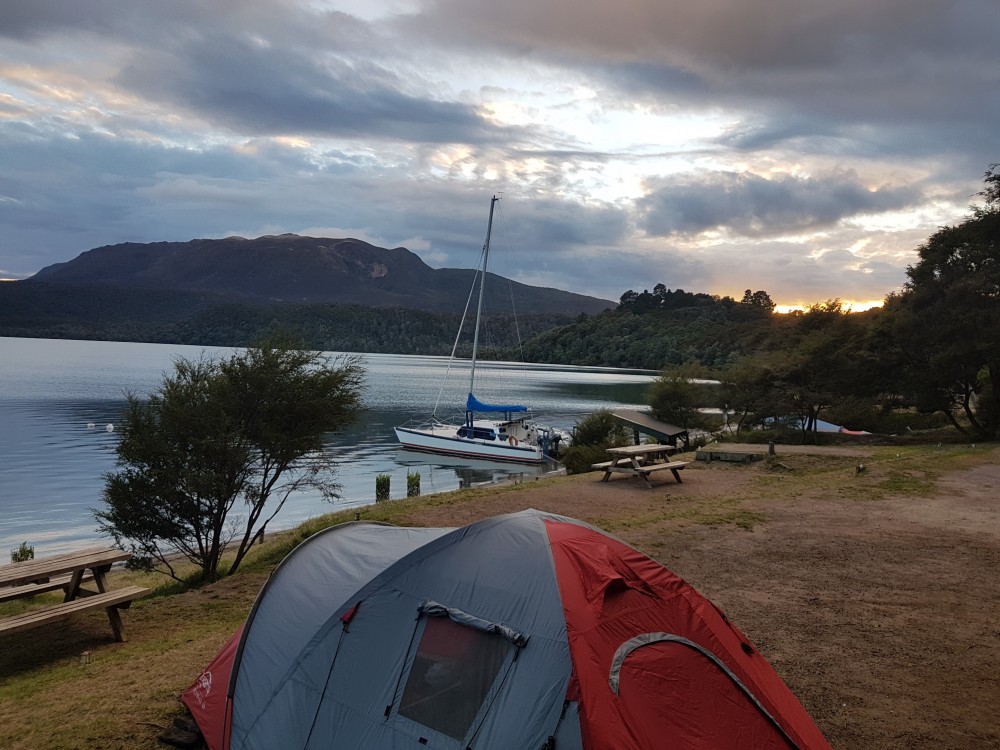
[666,465,1000,749]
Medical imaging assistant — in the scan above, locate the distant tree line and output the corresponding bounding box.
[617,284,774,315]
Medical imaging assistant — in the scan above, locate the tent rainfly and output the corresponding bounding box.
[183,509,832,750]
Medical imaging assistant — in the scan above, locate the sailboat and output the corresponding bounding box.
[394,196,561,464]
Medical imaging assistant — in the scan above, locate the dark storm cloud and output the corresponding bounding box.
[2,0,506,145]
[0,124,290,183]
[114,35,502,144]
[0,0,125,38]
[595,60,707,98]
[0,0,322,43]
[405,0,997,84]
[404,0,1000,160]
[637,171,922,238]
[355,189,631,276]
[504,196,629,250]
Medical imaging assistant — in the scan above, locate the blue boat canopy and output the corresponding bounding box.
[466,392,528,414]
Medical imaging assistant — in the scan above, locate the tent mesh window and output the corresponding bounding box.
[399,616,511,741]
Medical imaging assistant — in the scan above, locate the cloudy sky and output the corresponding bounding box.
[1,0,996,309]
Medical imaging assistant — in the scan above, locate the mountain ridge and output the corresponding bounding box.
[28,235,613,315]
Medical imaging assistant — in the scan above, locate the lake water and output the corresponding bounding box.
[0,337,655,556]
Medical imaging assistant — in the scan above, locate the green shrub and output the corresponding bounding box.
[10,541,34,563]
[375,474,391,502]
[560,444,613,475]
[406,471,421,497]
[564,410,642,474]
[573,410,630,447]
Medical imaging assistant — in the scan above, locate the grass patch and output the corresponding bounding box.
[837,468,935,502]
[695,510,766,530]
[877,470,935,495]
[746,446,984,504]
[594,499,766,534]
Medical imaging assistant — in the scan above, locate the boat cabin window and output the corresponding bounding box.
[457,426,497,441]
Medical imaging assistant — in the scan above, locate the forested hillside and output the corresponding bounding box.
[171,303,567,354]
[0,282,573,355]
[520,287,775,369]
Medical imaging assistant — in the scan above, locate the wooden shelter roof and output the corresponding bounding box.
[611,410,689,445]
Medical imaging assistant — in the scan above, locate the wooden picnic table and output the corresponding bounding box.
[0,546,148,642]
[594,444,689,489]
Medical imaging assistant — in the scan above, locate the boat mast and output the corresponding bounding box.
[469,195,498,395]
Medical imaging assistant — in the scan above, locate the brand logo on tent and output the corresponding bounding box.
[190,670,213,710]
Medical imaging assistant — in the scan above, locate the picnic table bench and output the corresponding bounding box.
[0,571,95,603]
[0,546,149,642]
[593,444,689,489]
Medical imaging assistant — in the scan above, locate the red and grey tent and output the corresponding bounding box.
[183,509,831,749]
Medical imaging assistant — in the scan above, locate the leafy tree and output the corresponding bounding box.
[763,301,882,440]
[96,337,365,581]
[646,363,714,430]
[718,355,779,436]
[618,284,726,315]
[974,162,1000,214]
[618,289,640,308]
[888,165,1000,440]
[740,289,776,313]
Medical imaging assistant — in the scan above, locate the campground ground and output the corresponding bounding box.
[1,442,998,749]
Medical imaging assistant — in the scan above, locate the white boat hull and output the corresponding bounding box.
[394,424,546,464]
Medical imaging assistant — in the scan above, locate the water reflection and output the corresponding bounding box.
[393,449,560,492]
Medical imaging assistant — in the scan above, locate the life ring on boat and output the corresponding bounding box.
[508,435,519,446]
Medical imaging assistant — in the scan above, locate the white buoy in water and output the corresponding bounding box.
[105,423,114,432]
[87,423,95,430]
